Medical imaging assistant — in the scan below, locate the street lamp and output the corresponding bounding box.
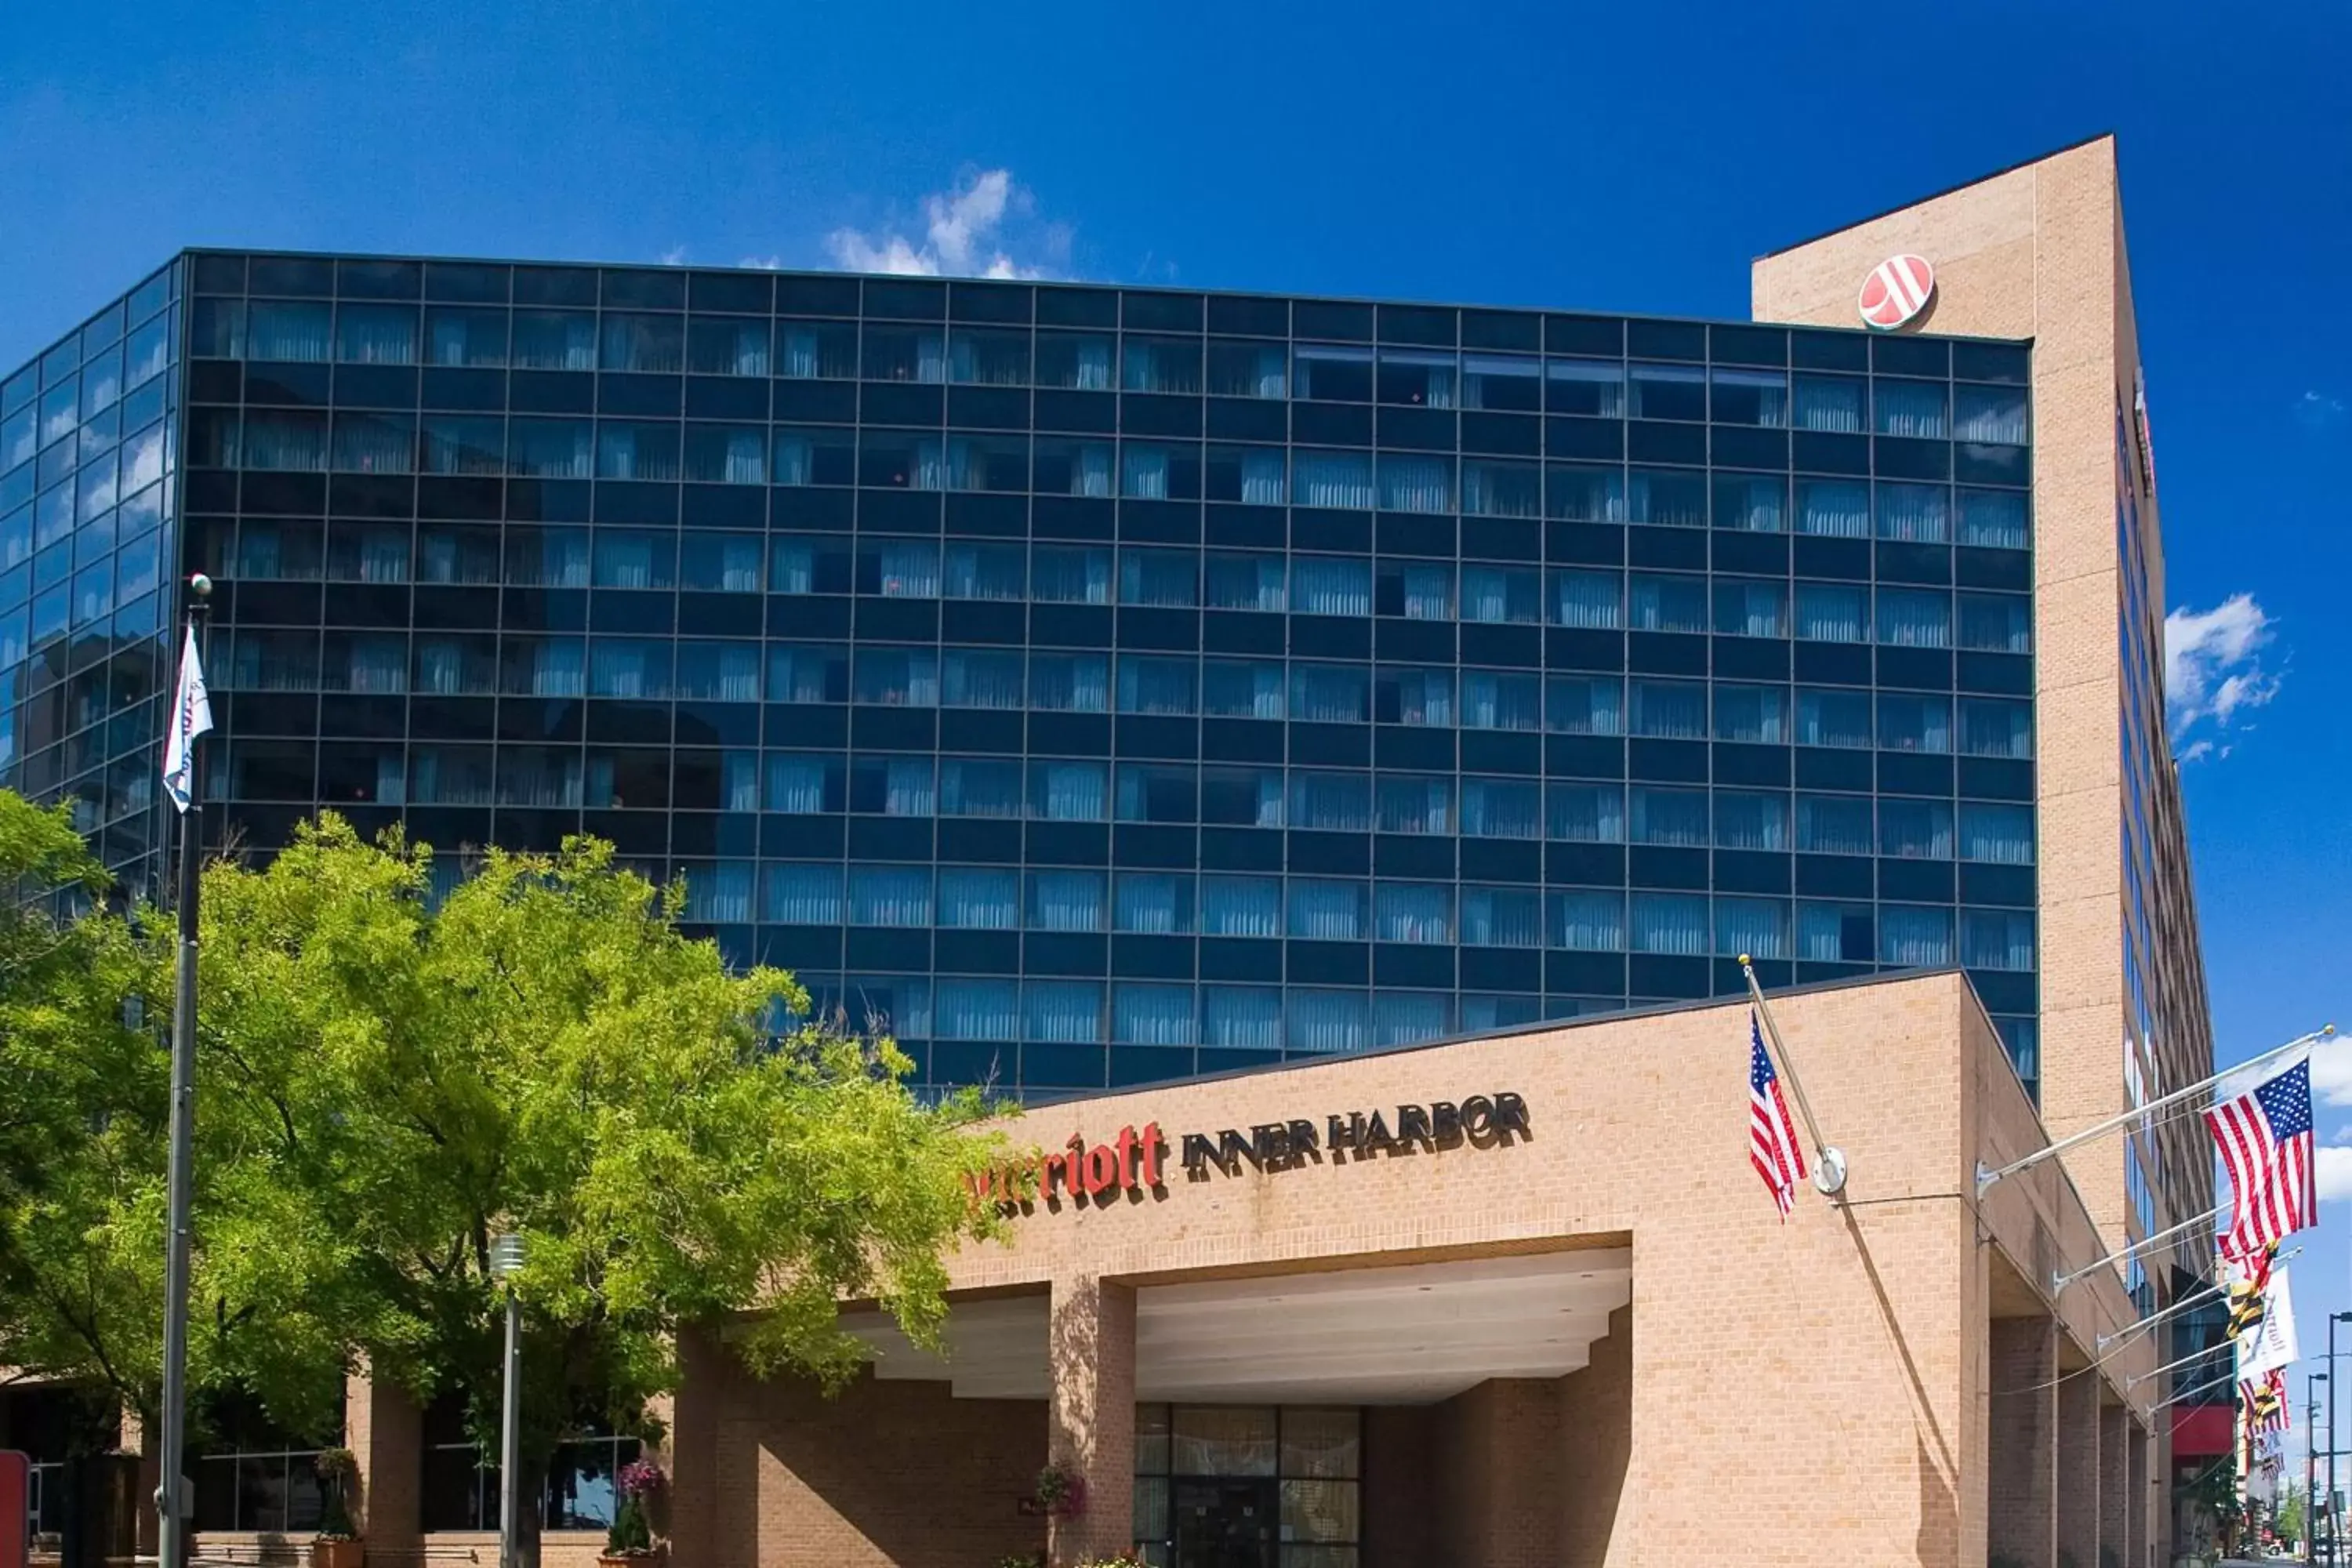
[2331,1312,2352,1568]
[2314,1374,2332,1568]
[491,1234,527,1568]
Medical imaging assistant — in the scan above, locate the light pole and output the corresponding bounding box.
[2332,1312,2352,1568]
[491,1234,528,1568]
[2315,1373,2332,1568]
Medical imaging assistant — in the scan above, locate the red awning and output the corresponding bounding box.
[2173,1402,2236,1458]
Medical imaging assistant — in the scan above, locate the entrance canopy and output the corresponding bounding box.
[842,1249,1632,1405]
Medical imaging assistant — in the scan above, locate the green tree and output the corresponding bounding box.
[0,798,1006,1514]
[188,815,1004,1529]
[2280,1479,2307,1547]
[0,791,182,1439]
[2,789,362,1446]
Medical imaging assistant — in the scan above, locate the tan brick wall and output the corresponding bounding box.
[667,1328,727,1568]
[1429,1381,1501,1568]
[2056,1371,2101,1566]
[1360,1407,1434,1568]
[1748,136,2223,1282]
[705,1367,1047,1568]
[1556,1305,1632,1568]
[675,975,2138,1568]
[2127,1420,2152,1568]
[1435,1380,1563,1568]
[2100,1404,2130,1566]
[347,1367,420,1552]
[1047,1277,1135,1565]
[1988,1316,2058,1567]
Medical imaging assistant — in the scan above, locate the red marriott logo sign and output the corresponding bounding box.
[965,1092,1530,1212]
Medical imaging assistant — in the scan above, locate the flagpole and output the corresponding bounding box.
[2151,1366,2242,1414]
[156,572,212,1568]
[2128,1339,2238,1392]
[1738,956,1847,1196]
[2098,1279,2226,1351]
[1977,1024,2334,1197]
[2050,1200,2229,1296]
[2096,1245,2304,1352]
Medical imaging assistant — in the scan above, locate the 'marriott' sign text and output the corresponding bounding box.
[964,1091,1528,1213]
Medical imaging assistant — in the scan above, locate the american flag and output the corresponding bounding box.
[2207,1057,2317,1258]
[1749,1012,1808,1218]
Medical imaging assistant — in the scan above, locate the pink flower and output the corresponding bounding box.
[618,1460,665,1500]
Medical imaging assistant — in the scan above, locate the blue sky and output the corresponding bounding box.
[4,0,2349,1475]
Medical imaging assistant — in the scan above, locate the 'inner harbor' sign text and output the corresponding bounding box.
[964,1092,1530,1213]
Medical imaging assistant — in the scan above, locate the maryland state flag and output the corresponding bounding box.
[2226,1242,2281,1341]
[2243,1377,2278,1431]
[2243,1368,2290,1436]
[2228,1282,2268,1341]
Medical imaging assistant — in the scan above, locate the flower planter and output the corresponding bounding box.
[310,1540,365,1568]
[1033,1465,1087,1519]
[598,1553,663,1568]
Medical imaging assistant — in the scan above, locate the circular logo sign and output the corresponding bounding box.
[1857,254,1935,332]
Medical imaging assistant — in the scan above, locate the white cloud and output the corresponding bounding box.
[2297,390,2346,428]
[739,254,784,270]
[658,245,689,267]
[2164,593,2282,760]
[823,168,1060,280]
[2319,1143,2352,1202]
[2308,1041,2352,1107]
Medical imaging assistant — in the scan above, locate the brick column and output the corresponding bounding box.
[2098,1404,2128,1566]
[1989,1316,2058,1567]
[2125,1418,2149,1568]
[2056,1370,2100,1568]
[347,1368,422,1553]
[664,1328,724,1567]
[1047,1275,1134,1566]
[121,1403,160,1560]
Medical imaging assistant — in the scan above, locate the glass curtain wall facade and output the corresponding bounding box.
[0,261,182,906]
[3,250,2042,1098]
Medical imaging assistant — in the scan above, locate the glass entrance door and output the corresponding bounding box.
[1172,1477,1279,1568]
[1134,1406,1361,1568]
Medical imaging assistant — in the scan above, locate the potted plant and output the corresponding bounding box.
[1033,1464,1087,1518]
[311,1448,363,1568]
[599,1459,665,1567]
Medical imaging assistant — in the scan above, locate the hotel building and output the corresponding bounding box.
[0,134,2220,1566]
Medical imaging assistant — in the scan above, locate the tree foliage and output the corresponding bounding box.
[0,792,176,1436]
[0,798,1005,1475]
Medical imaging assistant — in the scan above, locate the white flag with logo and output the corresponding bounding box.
[162,625,212,812]
[2238,1263,2299,1381]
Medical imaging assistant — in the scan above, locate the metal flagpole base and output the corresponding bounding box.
[1975,1160,1996,1198]
[1813,1146,1849,1196]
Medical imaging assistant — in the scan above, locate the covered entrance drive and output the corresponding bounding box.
[841,1251,1633,1403]
[839,1251,1634,1568]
